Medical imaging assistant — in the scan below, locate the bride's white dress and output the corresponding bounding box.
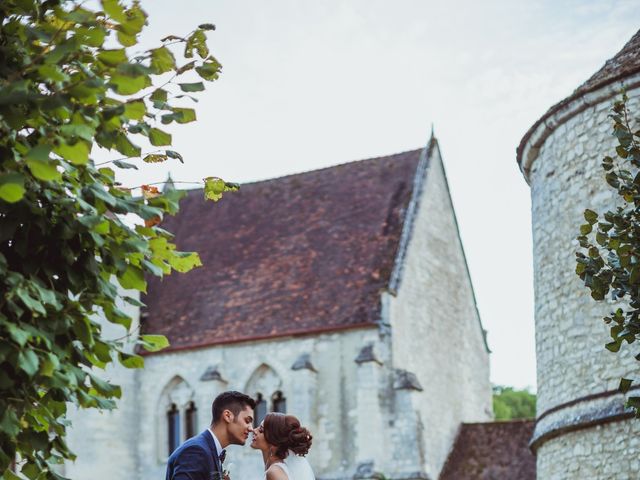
[266,452,315,480]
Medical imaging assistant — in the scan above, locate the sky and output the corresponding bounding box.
[112,0,640,391]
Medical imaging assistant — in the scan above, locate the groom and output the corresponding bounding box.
[166,391,256,480]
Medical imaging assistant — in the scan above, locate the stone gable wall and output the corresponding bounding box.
[387,145,492,480]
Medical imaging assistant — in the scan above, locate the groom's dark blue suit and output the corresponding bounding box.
[165,430,222,480]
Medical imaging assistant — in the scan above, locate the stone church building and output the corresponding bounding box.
[63,137,536,479]
[61,27,640,480]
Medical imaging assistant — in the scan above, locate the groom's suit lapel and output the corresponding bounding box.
[201,430,222,476]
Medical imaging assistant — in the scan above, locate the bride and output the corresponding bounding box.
[250,412,315,480]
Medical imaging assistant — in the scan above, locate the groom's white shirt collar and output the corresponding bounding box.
[207,429,224,457]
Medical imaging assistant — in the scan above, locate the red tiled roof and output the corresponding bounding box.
[439,420,536,480]
[577,29,640,96]
[142,149,423,351]
[517,28,640,167]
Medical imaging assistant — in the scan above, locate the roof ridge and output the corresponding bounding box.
[179,147,423,193]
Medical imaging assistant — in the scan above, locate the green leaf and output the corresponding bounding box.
[89,373,121,397]
[40,353,59,377]
[0,407,20,437]
[98,49,128,66]
[0,173,26,203]
[116,29,136,47]
[73,317,94,345]
[38,64,69,83]
[196,58,222,81]
[168,251,202,273]
[179,82,205,92]
[619,378,633,393]
[142,259,164,277]
[113,160,138,170]
[143,153,168,163]
[204,177,239,202]
[5,323,30,347]
[110,74,148,95]
[27,159,61,182]
[616,145,629,159]
[166,150,184,163]
[198,23,216,30]
[115,134,141,157]
[119,352,144,369]
[149,128,172,146]
[172,107,196,124]
[60,123,95,141]
[25,144,52,162]
[150,88,168,102]
[140,334,170,352]
[117,265,147,292]
[18,350,40,377]
[150,47,176,74]
[185,29,209,59]
[124,101,146,120]
[76,25,107,47]
[584,209,598,225]
[605,340,621,353]
[54,141,90,165]
[15,288,46,315]
[102,0,127,22]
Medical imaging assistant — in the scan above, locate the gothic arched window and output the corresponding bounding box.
[185,401,198,439]
[159,376,196,461]
[167,403,180,455]
[272,391,286,413]
[245,364,287,424]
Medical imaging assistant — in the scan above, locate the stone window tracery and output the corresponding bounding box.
[158,376,196,461]
[245,364,287,425]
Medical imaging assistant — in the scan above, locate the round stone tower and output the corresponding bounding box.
[518,30,640,478]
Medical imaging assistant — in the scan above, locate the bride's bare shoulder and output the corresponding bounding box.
[266,464,289,480]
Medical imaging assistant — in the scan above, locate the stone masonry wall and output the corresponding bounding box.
[527,84,640,478]
[388,144,493,480]
[536,419,640,479]
[63,292,141,478]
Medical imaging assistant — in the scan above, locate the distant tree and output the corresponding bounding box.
[575,93,640,416]
[492,386,536,420]
[0,1,237,478]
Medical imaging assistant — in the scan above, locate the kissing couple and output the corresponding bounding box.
[166,391,315,480]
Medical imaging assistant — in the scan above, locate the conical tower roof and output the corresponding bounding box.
[576,29,640,96]
[517,28,640,171]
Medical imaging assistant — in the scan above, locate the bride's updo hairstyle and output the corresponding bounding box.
[263,412,313,458]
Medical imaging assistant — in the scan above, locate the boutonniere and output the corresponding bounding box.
[223,462,233,480]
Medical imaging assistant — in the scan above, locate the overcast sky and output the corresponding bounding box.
[114,0,640,390]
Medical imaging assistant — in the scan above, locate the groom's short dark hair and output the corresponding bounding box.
[211,391,256,425]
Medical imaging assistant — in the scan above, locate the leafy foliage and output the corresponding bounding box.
[0,1,238,477]
[492,386,536,420]
[576,93,640,415]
